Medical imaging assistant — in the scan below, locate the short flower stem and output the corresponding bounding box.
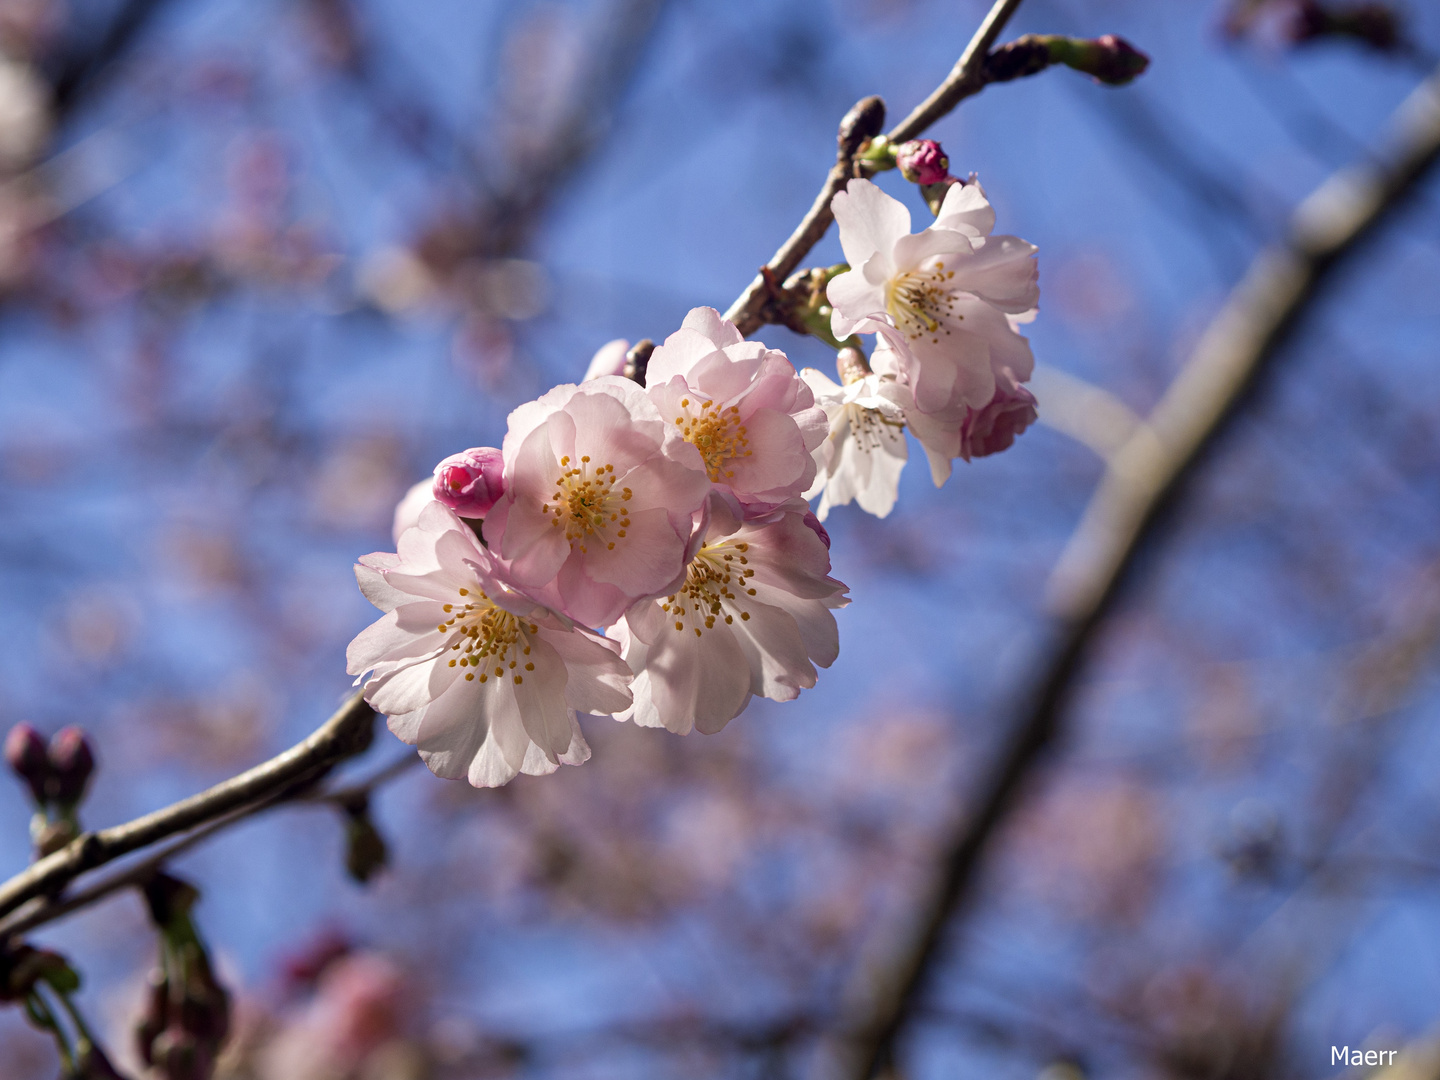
[24,987,75,1074]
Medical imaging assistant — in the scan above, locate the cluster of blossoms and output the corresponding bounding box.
[349,169,1039,786]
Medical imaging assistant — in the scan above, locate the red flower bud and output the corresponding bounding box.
[896,139,951,185]
[4,723,50,805]
[432,447,505,519]
[47,726,95,807]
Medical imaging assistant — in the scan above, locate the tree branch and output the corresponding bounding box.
[812,59,1440,1080]
[46,0,178,122]
[0,692,374,928]
[722,0,1027,337]
[0,745,422,940]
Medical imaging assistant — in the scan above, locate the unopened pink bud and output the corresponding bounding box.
[896,139,950,185]
[4,723,50,805]
[47,726,95,807]
[432,448,505,518]
[961,380,1038,461]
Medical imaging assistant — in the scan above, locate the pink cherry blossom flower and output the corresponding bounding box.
[432,447,505,518]
[483,376,711,628]
[800,365,908,521]
[645,307,827,516]
[611,496,848,735]
[961,369,1037,460]
[871,327,1037,484]
[583,337,629,381]
[347,502,633,788]
[827,177,1038,419]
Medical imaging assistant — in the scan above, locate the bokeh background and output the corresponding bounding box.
[2,0,1440,1077]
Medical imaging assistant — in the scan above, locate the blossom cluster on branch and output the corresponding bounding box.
[348,171,1040,787]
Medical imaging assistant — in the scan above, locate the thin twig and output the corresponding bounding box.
[0,745,424,942]
[0,745,424,940]
[722,0,1027,337]
[0,692,374,927]
[309,751,424,810]
[0,787,289,939]
[814,61,1440,1080]
[886,0,1028,143]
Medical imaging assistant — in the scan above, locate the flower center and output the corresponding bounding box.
[659,540,758,638]
[885,261,960,342]
[545,454,632,553]
[673,396,751,481]
[436,587,540,686]
[847,402,904,450]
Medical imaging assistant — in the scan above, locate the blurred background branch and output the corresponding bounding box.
[815,56,1440,1080]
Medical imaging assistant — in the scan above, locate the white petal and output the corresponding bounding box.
[831,178,909,275]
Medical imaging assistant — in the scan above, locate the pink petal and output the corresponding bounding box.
[509,633,576,760]
[934,180,996,237]
[540,627,633,714]
[831,178,909,276]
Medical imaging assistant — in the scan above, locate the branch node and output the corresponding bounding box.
[838,96,886,161]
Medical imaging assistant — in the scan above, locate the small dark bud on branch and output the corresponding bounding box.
[5,723,50,806]
[623,339,654,384]
[0,943,79,1001]
[838,96,886,161]
[136,970,168,1068]
[343,801,389,884]
[1081,34,1151,84]
[985,34,1150,87]
[983,35,1054,83]
[47,727,95,808]
[136,933,231,1077]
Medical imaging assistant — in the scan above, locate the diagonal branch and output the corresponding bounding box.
[722,0,1027,338]
[0,692,374,927]
[812,59,1440,1080]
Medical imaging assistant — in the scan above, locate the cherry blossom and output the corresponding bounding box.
[960,369,1038,460]
[827,177,1038,419]
[872,331,1036,485]
[645,307,827,516]
[611,496,848,735]
[800,363,908,521]
[483,376,711,628]
[347,502,633,788]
